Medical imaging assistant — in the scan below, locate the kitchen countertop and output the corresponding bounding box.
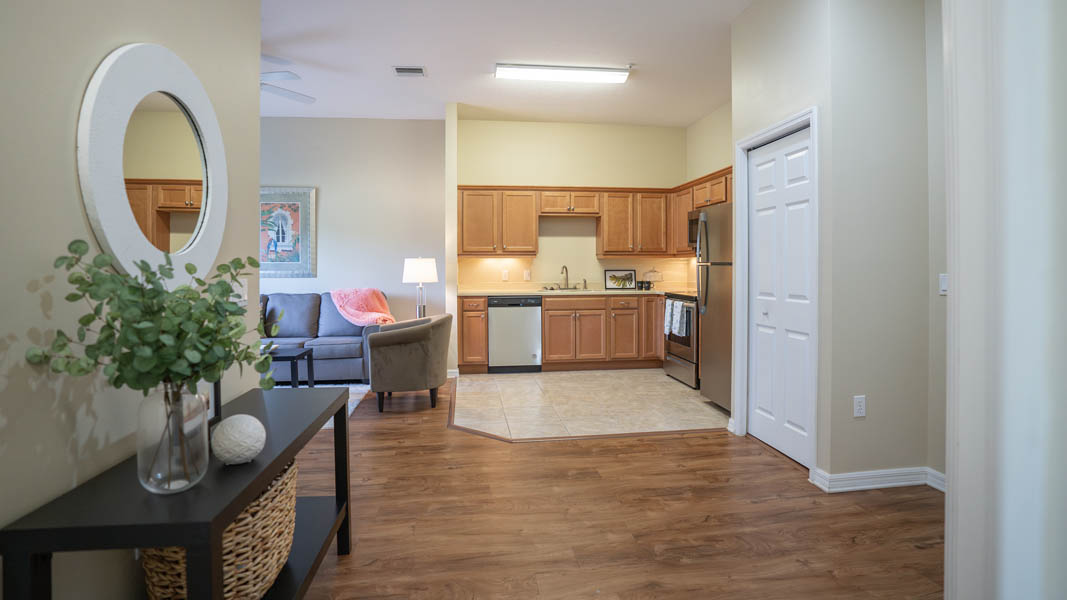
[458,288,695,297]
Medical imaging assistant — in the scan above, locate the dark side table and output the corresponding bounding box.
[271,347,315,388]
[0,387,351,599]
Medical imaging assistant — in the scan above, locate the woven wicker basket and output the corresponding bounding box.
[142,461,298,600]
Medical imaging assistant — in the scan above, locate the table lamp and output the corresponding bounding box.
[402,257,438,318]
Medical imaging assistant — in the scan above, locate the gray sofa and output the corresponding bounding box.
[260,292,376,384]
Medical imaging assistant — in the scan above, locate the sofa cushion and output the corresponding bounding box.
[317,292,365,337]
[262,337,313,349]
[305,336,364,360]
[264,293,320,338]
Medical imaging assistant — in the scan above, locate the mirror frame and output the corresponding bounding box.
[77,43,227,282]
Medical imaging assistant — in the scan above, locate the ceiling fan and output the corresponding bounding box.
[260,53,316,105]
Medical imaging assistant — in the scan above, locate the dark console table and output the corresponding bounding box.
[0,387,351,599]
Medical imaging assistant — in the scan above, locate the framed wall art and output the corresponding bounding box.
[604,269,636,289]
[259,186,316,278]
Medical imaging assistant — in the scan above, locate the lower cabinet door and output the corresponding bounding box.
[640,297,665,359]
[609,309,640,359]
[460,311,488,364]
[543,310,577,362]
[575,310,607,360]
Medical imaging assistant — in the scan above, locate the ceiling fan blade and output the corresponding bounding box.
[260,83,316,104]
[260,70,300,82]
[260,53,293,66]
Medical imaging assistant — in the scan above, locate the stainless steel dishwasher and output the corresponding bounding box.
[487,296,542,373]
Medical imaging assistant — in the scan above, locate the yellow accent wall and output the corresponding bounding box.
[685,102,733,180]
[0,1,261,596]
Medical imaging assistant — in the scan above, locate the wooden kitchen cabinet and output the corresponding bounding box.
[125,182,153,241]
[635,193,668,253]
[575,310,607,360]
[540,191,571,214]
[570,191,599,214]
[501,191,538,253]
[609,307,640,359]
[709,175,728,205]
[459,297,489,366]
[459,190,499,254]
[693,181,711,207]
[640,296,665,359]
[543,310,578,362]
[600,192,634,253]
[671,187,694,255]
[539,191,599,215]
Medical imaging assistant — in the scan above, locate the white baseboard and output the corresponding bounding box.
[809,466,946,493]
[447,368,460,378]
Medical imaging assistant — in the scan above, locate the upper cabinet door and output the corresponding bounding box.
[693,182,711,207]
[125,182,153,241]
[671,188,694,255]
[156,184,192,209]
[459,190,499,253]
[601,192,634,252]
[709,175,727,205]
[501,191,538,253]
[570,191,599,214]
[540,191,570,214]
[635,193,668,253]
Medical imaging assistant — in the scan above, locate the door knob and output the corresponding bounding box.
[762,310,769,317]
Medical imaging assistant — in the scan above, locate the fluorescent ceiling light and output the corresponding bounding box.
[494,63,630,84]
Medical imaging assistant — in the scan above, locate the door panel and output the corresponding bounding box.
[635,193,667,253]
[601,193,634,252]
[693,182,711,207]
[575,310,607,360]
[747,127,816,468]
[125,182,153,240]
[460,190,498,253]
[640,296,664,358]
[540,191,570,213]
[671,188,694,254]
[571,191,599,214]
[501,191,538,253]
[460,311,488,364]
[543,310,576,362]
[698,265,732,410]
[609,309,640,359]
[709,176,727,205]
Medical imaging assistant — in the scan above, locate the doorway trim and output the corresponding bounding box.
[729,106,820,468]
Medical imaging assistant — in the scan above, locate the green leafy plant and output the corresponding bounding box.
[26,239,278,393]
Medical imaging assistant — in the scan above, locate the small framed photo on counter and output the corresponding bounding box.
[604,269,636,290]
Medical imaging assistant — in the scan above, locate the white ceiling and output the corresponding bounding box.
[260,0,750,127]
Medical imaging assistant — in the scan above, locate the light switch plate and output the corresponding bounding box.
[938,273,948,296]
[853,395,867,418]
[502,269,509,281]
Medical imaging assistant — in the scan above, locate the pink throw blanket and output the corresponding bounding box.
[330,288,396,326]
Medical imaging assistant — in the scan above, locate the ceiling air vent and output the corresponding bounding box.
[393,66,426,77]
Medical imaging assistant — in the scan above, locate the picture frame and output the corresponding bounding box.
[259,186,317,278]
[604,269,636,290]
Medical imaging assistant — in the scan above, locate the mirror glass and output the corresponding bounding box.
[122,92,205,253]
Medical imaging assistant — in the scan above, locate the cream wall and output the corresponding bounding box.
[0,1,261,597]
[259,118,446,322]
[685,102,733,179]
[924,0,946,474]
[458,119,686,188]
[123,110,203,179]
[733,0,933,474]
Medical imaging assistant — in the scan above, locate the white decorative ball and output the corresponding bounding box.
[211,415,266,465]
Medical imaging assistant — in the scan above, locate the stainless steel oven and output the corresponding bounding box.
[663,293,699,388]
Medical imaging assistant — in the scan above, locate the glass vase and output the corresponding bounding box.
[137,382,209,494]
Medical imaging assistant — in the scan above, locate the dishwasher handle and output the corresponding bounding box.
[488,296,542,307]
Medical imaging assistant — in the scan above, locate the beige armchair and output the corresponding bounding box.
[362,313,453,412]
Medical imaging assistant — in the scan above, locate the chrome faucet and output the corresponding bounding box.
[560,265,569,290]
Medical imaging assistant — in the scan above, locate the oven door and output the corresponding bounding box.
[665,300,698,363]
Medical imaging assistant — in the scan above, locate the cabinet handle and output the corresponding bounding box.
[493,244,497,249]
[503,244,507,249]
[481,314,485,319]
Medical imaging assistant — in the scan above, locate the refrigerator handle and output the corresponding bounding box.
[696,212,707,263]
[698,264,708,315]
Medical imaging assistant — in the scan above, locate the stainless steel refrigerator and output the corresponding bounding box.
[691,202,732,412]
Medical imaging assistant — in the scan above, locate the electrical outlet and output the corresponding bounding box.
[853,395,867,418]
[502,269,509,281]
[523,270,531,281]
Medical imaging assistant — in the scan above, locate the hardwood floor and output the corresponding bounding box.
[295,381,944,599]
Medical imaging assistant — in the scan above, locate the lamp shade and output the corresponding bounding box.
[402,257,438,284]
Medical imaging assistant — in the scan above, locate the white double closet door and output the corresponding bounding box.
[747,127,817,467]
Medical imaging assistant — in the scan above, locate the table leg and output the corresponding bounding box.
[306,355,315,388]
[290,359,299,388]
[185,533,223,599]
[3,552,52,600]
[333,401,352,555]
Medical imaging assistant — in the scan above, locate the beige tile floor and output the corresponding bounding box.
[451,369,730,440]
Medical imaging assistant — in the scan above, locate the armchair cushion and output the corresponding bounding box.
[366,314,452,394]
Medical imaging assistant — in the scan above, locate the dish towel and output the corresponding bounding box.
[671,300,685,335]
[663,300,674,336]
[329,288,396,326]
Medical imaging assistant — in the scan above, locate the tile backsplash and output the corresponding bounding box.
[458,217,695,290]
